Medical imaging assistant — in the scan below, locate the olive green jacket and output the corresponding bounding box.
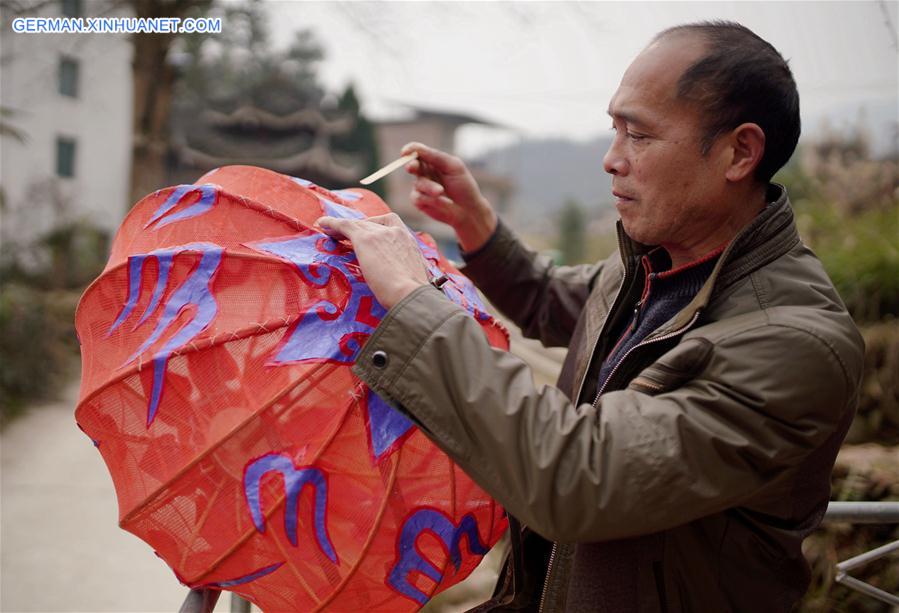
[353,186,864,612]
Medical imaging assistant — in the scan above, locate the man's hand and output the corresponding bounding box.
[402,142,498,253]
[317,213,430,310]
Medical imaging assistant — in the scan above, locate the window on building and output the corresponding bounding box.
[61,0,82,18]
[59,56,79,98]
[56,137,76,178]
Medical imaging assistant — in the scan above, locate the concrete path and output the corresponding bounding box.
[0,375,228,613]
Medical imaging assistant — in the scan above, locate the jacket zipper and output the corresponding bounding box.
[537,542,557,613]
[540,243,633,613]
[593,310,701,407]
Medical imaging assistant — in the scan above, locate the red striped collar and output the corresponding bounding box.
[657,243,727,279]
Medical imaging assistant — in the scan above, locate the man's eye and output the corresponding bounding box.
[627,132,646,141]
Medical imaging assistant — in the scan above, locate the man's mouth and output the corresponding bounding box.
[612,190,635,202]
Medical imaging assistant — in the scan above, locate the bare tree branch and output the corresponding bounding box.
[878,0,898,51]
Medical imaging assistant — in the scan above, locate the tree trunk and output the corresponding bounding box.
[129,29,176,206]
[127,0,209,207]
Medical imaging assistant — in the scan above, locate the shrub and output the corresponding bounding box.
[0,284,80,425]
[795,204,899,323]
[845,322,899,446]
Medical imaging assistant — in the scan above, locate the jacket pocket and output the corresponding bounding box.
[628,338,714,395]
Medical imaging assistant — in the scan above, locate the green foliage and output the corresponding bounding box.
[333,84,382,197]
[797,204,899,322]
[847,322,899,446]
[38,222,110,290]
[0,221,103,423]
[0,221,105,422]
[1,222,109,291]
[775,136,899,323]
[0,285,79,425]
[556,199,587,264]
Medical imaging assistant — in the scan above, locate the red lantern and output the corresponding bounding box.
[75,166,508,611]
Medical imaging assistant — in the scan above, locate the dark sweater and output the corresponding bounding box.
[598,246,723,392]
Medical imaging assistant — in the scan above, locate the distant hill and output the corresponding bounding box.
[472,136,614,228]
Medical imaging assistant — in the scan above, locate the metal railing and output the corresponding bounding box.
[822,501,899,607]
[178,501,899,612]
[179,589,249,613]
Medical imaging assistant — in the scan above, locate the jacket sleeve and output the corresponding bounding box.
[352,286,858,543]
[459,219,604,348]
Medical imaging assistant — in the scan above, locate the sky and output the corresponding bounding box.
[261,1,897,157]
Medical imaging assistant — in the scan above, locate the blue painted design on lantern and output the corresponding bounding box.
[446,272,492,322]
[415,236,446,281]
[118,243,224,425]
[108,251,176,334]
[207,562,284,588]
[136,253,174,327]
[250,233,417,462]
[243,454,337,563]
[317,195,365,220]
[146,184,218,229]
[251,234,386,365]
[366,389,413,463]
[108,255,146,334]
[333,189,362,202]
[387,509,490,605]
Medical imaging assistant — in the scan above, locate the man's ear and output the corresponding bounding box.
[725,123,765,182]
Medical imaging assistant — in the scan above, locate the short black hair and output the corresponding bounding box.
[655,21,801,183]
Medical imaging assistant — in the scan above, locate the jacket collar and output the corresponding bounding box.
[615,184,800,335]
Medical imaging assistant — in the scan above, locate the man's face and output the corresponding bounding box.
[604,34,732,252]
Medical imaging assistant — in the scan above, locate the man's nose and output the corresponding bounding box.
[603,139,628,176]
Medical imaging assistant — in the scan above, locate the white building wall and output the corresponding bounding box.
[0,2,132,252]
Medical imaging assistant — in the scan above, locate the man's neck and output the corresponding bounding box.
[664,186,767,268]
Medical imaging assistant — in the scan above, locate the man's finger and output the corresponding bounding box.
[412,192,454,211]
[365,212,405,228]
[415,177,445,197]
[405,159,422,176]
[401,142,461,175]
[317,216,360,241]
[404,157,441,184]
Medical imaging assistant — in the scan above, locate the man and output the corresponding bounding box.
[319,21,864,612]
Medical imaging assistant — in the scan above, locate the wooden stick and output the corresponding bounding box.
[359,152,418,185]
